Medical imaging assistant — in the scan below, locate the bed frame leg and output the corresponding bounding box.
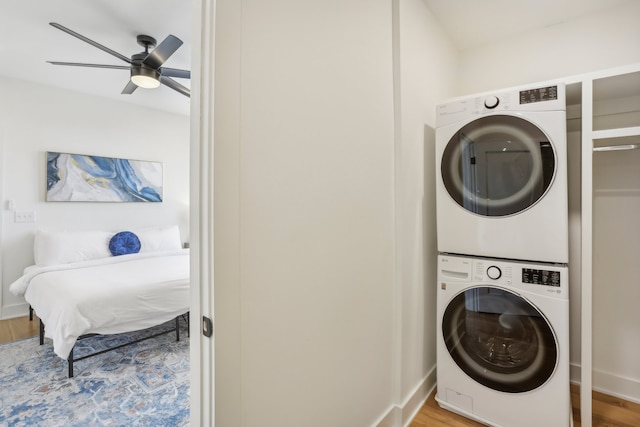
[175,316,180,341]
[29,305,33,321]
[68,348,74,378]
[39,319,44,345]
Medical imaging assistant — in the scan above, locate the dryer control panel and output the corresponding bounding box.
[435,83,566,128]
[519,85,558,104]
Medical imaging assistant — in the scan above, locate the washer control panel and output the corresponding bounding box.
[473,261,512,285]
[439,255,568,299]
[473,261,562,287]
[522,268,561,287]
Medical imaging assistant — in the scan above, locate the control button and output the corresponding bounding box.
[487,266,502,280]
[484,96,499,109]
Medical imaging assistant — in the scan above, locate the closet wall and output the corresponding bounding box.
[590,70,640,401]
[564,66,640,427]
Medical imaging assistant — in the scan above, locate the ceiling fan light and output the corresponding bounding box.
[131,67,160,89]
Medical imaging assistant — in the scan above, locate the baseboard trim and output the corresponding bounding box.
[570,362,581,385]
[593,368,640,404]
[570,362,640,404]
[1,302,29,320]
[374,365,437,427]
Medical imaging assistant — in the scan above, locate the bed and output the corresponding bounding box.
[9,225,190,377]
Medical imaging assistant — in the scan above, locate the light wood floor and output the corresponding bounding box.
[2,316,639,426]
[410,385,640,427]
[0,314,40,343]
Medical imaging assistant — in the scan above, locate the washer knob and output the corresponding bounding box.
[487,266,502,280]
[484,96,499,109]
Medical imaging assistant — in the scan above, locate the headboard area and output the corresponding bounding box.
[33,225,183,267]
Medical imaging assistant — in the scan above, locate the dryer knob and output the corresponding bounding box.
[484,96,500,109]
[487,266,502,280]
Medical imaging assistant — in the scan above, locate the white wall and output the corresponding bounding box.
[452,0,640,403]
[457,1,640,96]
[392,0,457,424]
[0,77,190,319]
[592,143,640,402]
[237,1,396,425]
[211,0,458,426]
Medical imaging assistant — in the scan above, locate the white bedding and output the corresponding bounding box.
[9,249,190,359]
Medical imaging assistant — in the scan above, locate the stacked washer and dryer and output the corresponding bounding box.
[434,84,572,427]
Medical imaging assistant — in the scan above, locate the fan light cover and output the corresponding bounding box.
[131,69,160,88]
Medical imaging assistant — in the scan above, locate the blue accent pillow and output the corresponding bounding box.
[109,231,141,256]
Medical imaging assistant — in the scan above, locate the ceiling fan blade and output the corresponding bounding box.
[121,80,138,95]
[160,76,190,98]
[143,35,183,69]
[49,22,132,64]
[48,61,130,70]
[160,67,191,79]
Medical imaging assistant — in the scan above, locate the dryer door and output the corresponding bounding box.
[441,115,556,216]
[442,286,558,393]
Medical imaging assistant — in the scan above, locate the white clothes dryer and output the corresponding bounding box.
[436,84,568,264]
[436,254,571,427]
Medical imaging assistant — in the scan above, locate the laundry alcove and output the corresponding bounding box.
[566,64,640,427]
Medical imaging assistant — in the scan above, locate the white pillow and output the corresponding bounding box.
[131,225,182,253]
[34,230,112,266]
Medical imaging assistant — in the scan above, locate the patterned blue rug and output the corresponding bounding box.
[0,320,189,426]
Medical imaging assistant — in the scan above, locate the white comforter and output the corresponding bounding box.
[9,250,190,359]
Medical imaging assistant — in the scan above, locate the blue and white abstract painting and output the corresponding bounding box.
[46,152,163,202]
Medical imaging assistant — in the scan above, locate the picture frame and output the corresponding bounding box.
[46,151,163,202]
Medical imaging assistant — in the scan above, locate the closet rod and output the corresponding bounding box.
[593,144,639,152]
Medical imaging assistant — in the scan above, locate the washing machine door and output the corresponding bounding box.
[442,286,558,393]
[441,115,556,217]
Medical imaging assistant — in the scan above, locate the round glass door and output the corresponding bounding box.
[442,286,558,393]
[441,115,556,217]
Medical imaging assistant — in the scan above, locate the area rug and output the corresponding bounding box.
[0,320,189,426]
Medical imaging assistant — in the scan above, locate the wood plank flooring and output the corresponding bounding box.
[1,316,639,426]
[0,314,39,343]
[410,390,484,427]
[576,388,640,427]
[411,384,640,427]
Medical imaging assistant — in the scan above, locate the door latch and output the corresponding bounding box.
[202,316,213,337]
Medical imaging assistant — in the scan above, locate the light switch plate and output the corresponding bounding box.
[15,211,36,223]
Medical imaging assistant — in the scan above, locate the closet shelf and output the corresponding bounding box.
[591,126,640,140]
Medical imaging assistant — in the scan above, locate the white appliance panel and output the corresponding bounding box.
[436,85,569,263]
[436,254,571,427]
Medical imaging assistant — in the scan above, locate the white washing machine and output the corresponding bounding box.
[436,254,571,427]
[436,84,568,264]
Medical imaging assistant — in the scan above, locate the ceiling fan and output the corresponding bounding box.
[47,22,190,98]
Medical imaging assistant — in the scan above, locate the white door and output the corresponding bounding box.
[190,0,215,424]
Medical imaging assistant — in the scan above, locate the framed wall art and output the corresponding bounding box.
[46,152,163,202]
